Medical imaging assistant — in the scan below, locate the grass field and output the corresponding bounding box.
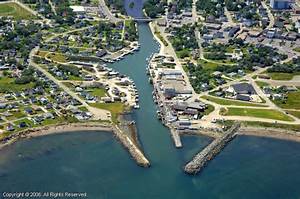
[267,72,300,80]
[89,102,126,123]
[203,104,215,115]
[46,53,68,63]
[294,47,300,53]
[222,107,294,121]
[255,81,270,88]
[89,88,107,98]
[273,91,300,109]
[201,95,267,107]
[0,3,34,20]
[36,50,49,57]
[0,76,35,92]
[287,111,300,119]
[198,59,219,70]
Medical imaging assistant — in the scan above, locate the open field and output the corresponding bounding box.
[255,81,270,88]
[89,88,107,98]
[294,47,300,53]
[273,91,300,109]
[201,95,267,107]
[0,2,34,20]
[46,52,68,63]
[287,111,300,119]
[0,76,35,92]
[198,59,219,70]
[203,104,215,115]
[89,102,126,123]
[267,72,300,80]
[222,107,294,121]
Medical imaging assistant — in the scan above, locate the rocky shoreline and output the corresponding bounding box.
[0,122,150,167]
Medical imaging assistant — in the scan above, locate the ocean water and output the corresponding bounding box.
[0,18,300,199]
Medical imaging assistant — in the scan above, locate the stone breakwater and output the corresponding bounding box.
[113,125,150,167]
[0,122,150,167]
[184,123,241,175]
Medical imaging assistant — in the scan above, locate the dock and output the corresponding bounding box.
[170,128,182,148]
[184,123,240,175]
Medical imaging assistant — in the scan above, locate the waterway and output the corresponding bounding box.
[1,22,300,199]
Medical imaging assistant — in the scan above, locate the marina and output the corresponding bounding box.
[1,22,300,199]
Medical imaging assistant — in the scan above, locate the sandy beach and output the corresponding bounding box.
[238,126,300,142]
[0,122,150,167]
[0,123,113,150]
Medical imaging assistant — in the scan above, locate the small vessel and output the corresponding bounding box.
[134,104,140,109]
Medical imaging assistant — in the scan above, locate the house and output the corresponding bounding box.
[6,124,15,131]
[236,94,251,101]
[226,83,256,96]
[228,26,240,37]
[157,18,167,27]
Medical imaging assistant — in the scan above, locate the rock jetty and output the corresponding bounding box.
[184,123,240,175]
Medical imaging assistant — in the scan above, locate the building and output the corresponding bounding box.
[270,0,293,10]
[226,83,256,97]
[70,6,86,14]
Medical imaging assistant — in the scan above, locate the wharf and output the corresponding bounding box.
[184,123,240,174]
[170,128,183,148]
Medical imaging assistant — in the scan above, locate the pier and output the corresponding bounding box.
[184,123,241,175]
[170,128,182,148]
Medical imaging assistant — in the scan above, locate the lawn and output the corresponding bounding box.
[294,47,300,53]
[255,81,270,88]
[36,50,49,57]
[198,59,219,70]
[0,76,35,92]
[89,88,107,98]
[203,104,215,115]
[89,102,126,123]
[267,72,300,80]
[287,111,300,119]
[46,53,68,63]
[0,3,34,20]
[201,95,267,107]
[222,107,294,121]
[273,91,300,109]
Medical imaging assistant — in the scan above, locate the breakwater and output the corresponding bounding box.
[184,123,241,174]
[113,125,150,167]
[0,122,150,167]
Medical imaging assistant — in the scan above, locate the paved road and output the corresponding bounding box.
[48,0,57,16]
[262,0,274,29]
[98,0,121,23]
[29,47,110,121]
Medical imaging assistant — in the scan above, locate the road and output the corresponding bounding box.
[29,47,110,121]
[48,0,57,16]
[98,0,121,23]
[261,0,274,29]
[6,0,51,23]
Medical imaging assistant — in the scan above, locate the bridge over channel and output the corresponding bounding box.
[133,17,153,22]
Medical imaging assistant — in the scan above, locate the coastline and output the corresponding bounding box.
[238,126,300,142]
[0,123,112,151]
[148,21,300,145]
[149,21,164,54]
[0,122,150,167]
